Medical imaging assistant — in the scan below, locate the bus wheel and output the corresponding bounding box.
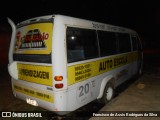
[100,83,114,105]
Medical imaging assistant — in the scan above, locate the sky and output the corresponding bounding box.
[1,0,160,48]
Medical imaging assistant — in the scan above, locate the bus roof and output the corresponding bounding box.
[18,14,137,34]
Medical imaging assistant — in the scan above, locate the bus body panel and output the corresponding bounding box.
[11,79,55,110]
[52,16,68,90]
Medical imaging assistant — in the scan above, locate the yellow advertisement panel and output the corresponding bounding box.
[13,83,54,102]
[14,22,53,54]
[17,63,52,86]
[68,52,138,85]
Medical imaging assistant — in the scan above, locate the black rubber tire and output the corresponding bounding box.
[99,82,114,105]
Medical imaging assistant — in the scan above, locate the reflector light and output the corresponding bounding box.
[54,76,63,81]
[55,83,63,89]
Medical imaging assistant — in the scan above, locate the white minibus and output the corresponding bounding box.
[8,15,143,115]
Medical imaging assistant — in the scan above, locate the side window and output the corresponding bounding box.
[131,36,138,51]
[66,27,99,63]
[118,33,131,53]
[98,31,118,56]
[137,37,142,51]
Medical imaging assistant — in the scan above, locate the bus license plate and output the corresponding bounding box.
[26,98,38,106]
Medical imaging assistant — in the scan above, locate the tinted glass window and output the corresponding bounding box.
[118,33,131,53]
[137,37,142,51]
[131,36,138,51]
[98,31,118,56]
[67,27,99,63]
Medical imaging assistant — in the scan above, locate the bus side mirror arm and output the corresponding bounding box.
[8,18,16,64]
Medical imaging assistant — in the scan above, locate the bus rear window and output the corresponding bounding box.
[13,20,53,63]
[13,54,51,63]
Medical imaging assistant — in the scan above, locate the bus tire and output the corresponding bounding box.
[100,82,114,105]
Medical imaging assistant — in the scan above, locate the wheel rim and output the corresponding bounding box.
[106,87,113,101]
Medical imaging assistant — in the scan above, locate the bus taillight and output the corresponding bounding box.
[55,83,64,89]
